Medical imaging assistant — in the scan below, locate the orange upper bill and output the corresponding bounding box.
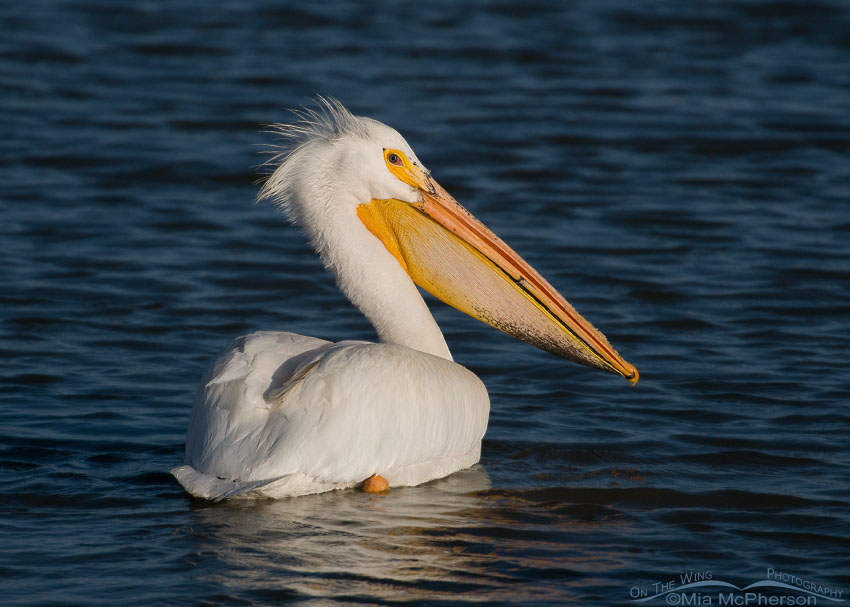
[357,171,638,384]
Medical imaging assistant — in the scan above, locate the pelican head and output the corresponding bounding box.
[259,98,638,384]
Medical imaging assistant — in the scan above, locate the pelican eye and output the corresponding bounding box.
[387,152,403,166]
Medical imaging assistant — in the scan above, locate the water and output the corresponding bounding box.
[2,1,849,605]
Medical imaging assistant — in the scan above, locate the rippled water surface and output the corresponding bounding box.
[2,1,849,605]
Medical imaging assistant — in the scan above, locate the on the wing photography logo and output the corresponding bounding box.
[629,569,844,605]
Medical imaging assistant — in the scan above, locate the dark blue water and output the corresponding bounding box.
[2,1,849,605]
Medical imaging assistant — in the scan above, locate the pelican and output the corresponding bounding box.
[172,98,637,500]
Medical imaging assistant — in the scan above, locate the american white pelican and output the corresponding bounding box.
[172,98,637,500]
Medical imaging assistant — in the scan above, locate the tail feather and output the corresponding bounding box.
[171,465,285,501]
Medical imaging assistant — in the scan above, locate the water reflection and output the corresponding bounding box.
[186,467,638,604]
[189,467,501,602]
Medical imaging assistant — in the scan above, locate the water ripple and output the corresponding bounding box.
[2,0,849,605]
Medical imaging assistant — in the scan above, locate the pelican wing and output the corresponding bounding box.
[174,332,489,500]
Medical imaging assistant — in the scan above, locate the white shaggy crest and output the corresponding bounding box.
[257,96,373,213]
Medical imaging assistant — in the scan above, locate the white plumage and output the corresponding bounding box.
[173,98,636,500]
[173,332,486,499]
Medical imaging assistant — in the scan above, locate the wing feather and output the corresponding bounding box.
[174,332,489,500]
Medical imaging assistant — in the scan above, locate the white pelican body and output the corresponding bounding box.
[173,334,486,499]
[173,99,637,500]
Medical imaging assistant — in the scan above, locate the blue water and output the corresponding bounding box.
[2,1,849,605]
